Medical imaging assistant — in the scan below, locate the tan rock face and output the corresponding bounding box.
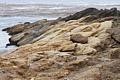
[58,43,76,52]
[1,16,120,80]
[64,55,90,71]
[7,24,26,35]
[13,78,21,80]
[110,48,120,59]
[75,44,96,55]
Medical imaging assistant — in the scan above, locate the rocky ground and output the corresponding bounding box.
[0,8,120,80]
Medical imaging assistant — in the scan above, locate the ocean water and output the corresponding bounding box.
[0,0,120,5]
[0,0,120,52]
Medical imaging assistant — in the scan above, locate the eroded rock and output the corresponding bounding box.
[110,48,120,59]
[61,8,120,22]
[1,8,120,80]
[100,60,120,80]
[107,27,120,43]
[70,34,88,44]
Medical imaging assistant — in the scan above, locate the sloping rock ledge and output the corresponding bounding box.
[0,8,120,80]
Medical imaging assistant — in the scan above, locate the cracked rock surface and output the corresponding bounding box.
[1,8,120,80]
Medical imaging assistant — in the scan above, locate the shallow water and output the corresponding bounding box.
[0,0,120,5]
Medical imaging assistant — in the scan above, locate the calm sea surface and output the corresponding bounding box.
[0,0,119,5]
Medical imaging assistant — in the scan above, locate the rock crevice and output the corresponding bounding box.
[0,8,120,80]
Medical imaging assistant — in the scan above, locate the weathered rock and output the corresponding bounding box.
[3,18,61,46]
[58,43,76,52]
[1,8,120,80]
[2,8,119,47]
[100,60,120,80]
[75,44,96,55]
[32,59,57,71]
[65,67,101,80]
[28,53,44,62]
[61,8,120,22]
[61,8,99,21]
[13,78,21,80]
[110,48,120,59]
[9,33,25,45]
[3,24,26,35]
[53,52,76,63]
[35,70,69,80]
[70,34,88,44]
[64,55,90,71]
[3,20,47,34]
[88,37,101,48]
[107,27,120,43]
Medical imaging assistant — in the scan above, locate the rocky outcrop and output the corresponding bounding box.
[61,8,120,22]
[70,34,88,43]
[0,8,120,80]
[107,22,120,43]
[3,18,61,46]
[3,8,120,47]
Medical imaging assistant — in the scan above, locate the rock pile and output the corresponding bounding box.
[61,7,120,21]
[0,8,120,80]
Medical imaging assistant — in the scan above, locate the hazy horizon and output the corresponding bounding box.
[0,0,119,5]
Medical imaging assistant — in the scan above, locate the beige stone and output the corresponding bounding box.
[70,67,100,80]
[70,33,88,43]
[88,37,101,48]
[33,59,55,71]
[28,53,44,62]
[12,66,18,69]
[53,52,76,63]
[30,78,35,80]
[75,44,96,55]
[82,46,96,55]
[0,16,117,80]
[91,23,100,28]
[98,21,112,39]
[44,50,58,58]
[64,55,89,71]
[71,25,89,33]
[59,43,76,52]
[13,78,21,80]
[10,33,25,42]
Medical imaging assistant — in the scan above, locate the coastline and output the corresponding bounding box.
[0,16,57,52]
[0,7,120,79]
[3,7,120,47]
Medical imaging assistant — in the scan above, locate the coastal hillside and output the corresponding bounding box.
[0,8,120,80]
